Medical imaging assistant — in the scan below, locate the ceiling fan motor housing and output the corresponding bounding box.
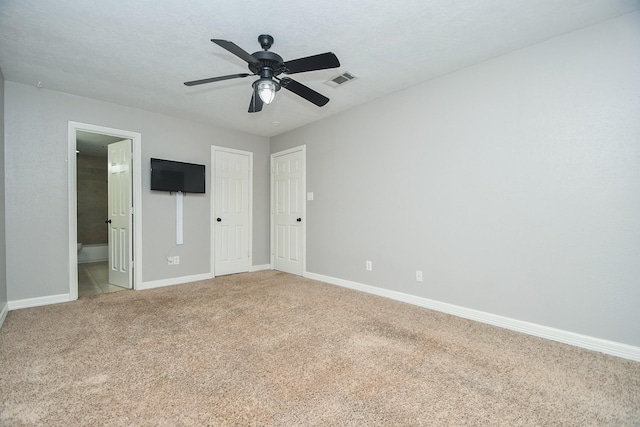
[249,51,285,78]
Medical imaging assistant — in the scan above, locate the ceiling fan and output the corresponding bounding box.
[184,34,340,113]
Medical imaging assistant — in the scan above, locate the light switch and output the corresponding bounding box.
[307,192,314,201]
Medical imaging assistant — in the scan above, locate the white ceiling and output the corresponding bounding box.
[1,0,637,138]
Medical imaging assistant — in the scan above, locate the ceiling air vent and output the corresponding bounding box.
[325,72,357,88]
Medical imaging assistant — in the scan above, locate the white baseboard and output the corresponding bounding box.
[77,244,109,264]
[8,294,71,311]
[304,271,640,362]
[0,301,8,329]
[140,267,271,289]
[140,272,214,290]
[78,258,108,264]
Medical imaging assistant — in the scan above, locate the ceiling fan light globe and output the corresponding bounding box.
[257,79,277,104]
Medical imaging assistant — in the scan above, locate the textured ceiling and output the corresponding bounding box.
[0,0,637,137]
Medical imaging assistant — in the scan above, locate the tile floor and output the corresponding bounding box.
[78,261,128,297]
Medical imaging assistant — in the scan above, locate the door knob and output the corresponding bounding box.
[296,218,302,222]
[105,219,112,224]
[217,218,222,222]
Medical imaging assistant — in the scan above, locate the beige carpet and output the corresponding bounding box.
[1,271,639,426]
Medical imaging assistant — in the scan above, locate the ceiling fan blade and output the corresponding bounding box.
[211,39,261,66]
[248,84,264,113]
[283,52,340,75]
[184,73,251,86]
[280,77,329,107]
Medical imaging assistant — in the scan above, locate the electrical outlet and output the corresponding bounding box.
[167,257,174,265]
[416,270,423,282]
[366,260,372,271]
[173,256,180,265]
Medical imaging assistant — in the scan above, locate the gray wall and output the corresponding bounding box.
[5,83,270,300]
[0,68,7,312]
[271,12,640,347]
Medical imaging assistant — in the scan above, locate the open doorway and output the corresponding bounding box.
[67,122,143,300]
[76,132,125,296]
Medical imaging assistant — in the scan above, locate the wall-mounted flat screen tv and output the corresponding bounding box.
[150,158,205,193]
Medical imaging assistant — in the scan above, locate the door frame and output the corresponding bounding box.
[210,145,253,277]
[270,145,306,275]
[68,121,143,300]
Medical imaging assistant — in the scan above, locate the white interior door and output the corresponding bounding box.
[272,147,305,276]
[213,148,251,276]
[107,139,132,288]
